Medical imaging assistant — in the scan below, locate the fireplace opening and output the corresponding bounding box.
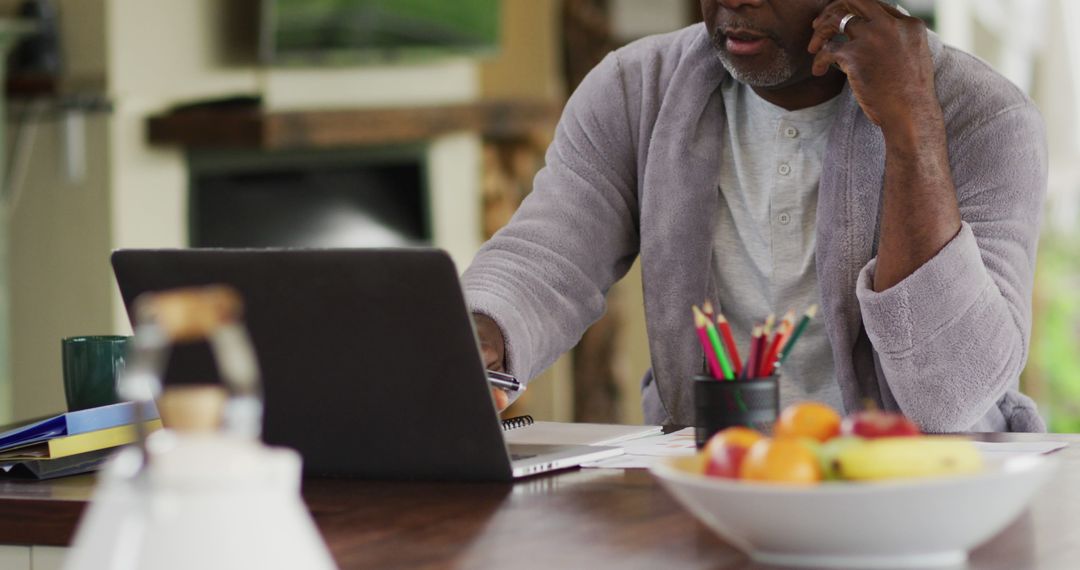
[189,148,430,249]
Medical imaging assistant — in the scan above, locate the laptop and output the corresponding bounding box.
[111,248,623,482]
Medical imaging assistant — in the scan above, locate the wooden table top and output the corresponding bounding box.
[1,432,1078,569]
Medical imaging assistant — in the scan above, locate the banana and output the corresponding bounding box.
[832,437,983,481]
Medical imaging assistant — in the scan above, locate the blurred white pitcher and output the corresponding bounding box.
[63,286,337,570]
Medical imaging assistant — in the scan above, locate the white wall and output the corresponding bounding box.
[611,0,690,41]
[8,113,115,421]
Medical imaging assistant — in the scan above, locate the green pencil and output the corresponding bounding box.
[703,316,735,380]
[778,304,818,365]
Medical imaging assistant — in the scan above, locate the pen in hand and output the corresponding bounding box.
[487,370,523,392]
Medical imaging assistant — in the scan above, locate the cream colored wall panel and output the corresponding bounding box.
[263,61,480,111]
[107,100,187,332]
[107,102,187,249]
[30,546,67,570]
[107,0,259,99]
[428,133,483,273]
[0,545,30,570]
[9,114,114,422]
[61,0,107,91]
[612,0,689,39]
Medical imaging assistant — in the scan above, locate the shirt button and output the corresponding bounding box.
[785,126,799,139]
[778,163,792,176]
[779,213,791,225]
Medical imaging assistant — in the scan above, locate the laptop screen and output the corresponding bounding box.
[112,248,515,481]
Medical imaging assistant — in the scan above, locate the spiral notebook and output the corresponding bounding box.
[501,415,535,430]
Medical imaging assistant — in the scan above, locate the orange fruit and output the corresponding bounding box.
[704,427,765,453]
[739,438,822,485]
[774,402,842,442]
[702,427,765,478]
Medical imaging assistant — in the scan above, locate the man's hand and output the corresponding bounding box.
[473,313,510,411]
[808,0,938,134]
[807,0,962,292]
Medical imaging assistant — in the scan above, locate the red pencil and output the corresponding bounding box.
[753,330,768,379]
[693,306,724,380]
[761,311,795,377]
[745,326,763,380]
[717,314,742,377]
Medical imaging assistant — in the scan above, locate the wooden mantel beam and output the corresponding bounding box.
[147,100,560,150]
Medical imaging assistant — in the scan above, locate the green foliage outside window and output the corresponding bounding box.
[1027,230,1080,432]
[271,0,500,63]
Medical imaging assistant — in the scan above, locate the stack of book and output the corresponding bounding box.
[0,401,161,480]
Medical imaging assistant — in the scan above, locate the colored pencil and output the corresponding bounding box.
[701,310,735,380]
[693,306,724,380]
[748,315,775,379]
[762,313,776,339]
[702,300,716,323]
[778,304,818,365]
[745,326,763,380]
[753,330,768,379]
[761,311,795,377]
[717,314,742,377]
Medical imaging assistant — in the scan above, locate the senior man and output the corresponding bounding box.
[464,0,1047,432]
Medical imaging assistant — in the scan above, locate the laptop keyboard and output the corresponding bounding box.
[510,453,537,461]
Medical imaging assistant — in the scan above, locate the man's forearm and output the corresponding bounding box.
[806,0,962,290]
[874,106,963,292]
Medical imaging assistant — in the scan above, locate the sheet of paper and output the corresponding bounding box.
[504,421,662,447]
[582,454,668,469]
[972,441,1068,458]
[618,427,698,456]
[582,428,697,468]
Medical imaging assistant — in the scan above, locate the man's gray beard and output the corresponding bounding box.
[715,48,798,88]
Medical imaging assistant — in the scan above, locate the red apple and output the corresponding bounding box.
[703,427,764,478]
[840,410,921,439]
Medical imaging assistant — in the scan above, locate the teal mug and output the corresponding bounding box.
[61,336,132,412]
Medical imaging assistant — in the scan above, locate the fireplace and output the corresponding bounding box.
[188,147,430,249]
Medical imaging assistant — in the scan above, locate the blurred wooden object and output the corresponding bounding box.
[131,285,260,435]
[563,0,615,92]
[481,135,550,239]
[157,385,228,432]
[481,0,563,102]
[135,286,243,343]
[147,100,559,150]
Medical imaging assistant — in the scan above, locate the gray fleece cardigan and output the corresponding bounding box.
[463,24,1048,432]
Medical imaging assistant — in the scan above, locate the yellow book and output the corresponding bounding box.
[0,420,162,460]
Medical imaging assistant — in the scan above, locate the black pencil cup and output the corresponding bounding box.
[694,375,780,449]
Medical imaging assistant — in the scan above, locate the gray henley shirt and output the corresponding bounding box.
[712,77,842,412]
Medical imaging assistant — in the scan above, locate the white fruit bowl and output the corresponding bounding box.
[651,453,1058,569]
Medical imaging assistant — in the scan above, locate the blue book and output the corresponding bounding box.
[0,401,159,452]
